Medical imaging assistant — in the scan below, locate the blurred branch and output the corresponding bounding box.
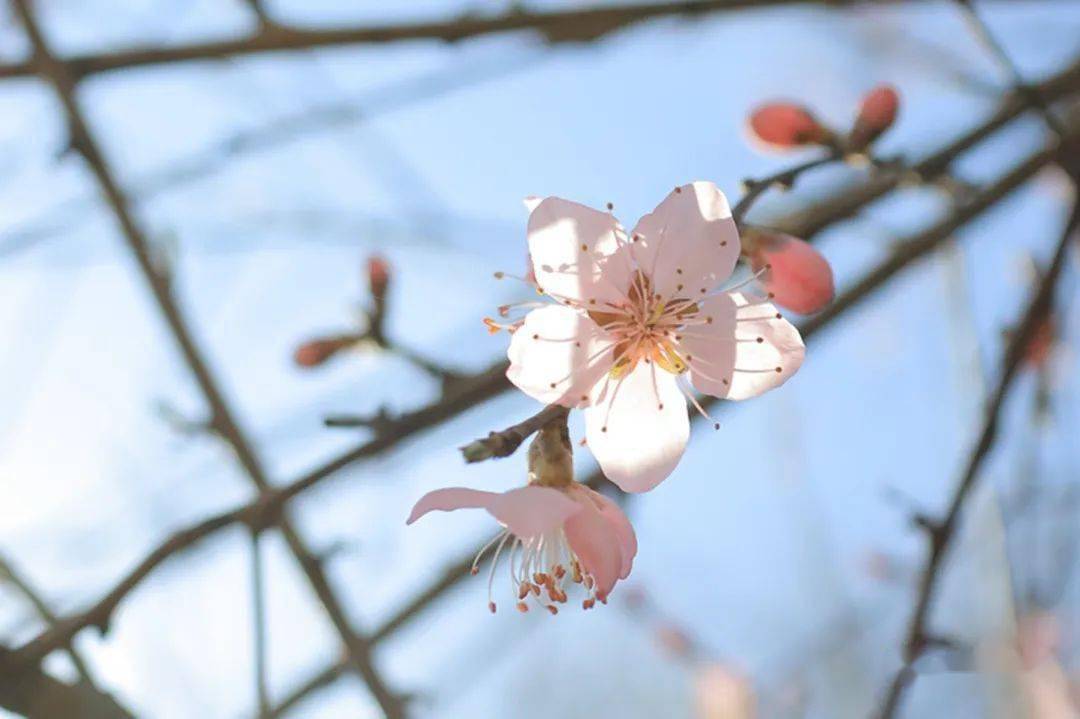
[266,133,1080,716]
[7,2,406,717]
[250,534,270,718]
[0,360,512,674]
[876,192,1080,719]
[0,50,542,261]
[0,0,869,82]
[0,646,134,719]
[459,404,569,463]
[0,555,99,690]
[952,0,1067,139]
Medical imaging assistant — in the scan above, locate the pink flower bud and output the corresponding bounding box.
[747,103,830,151]
[747,231,834,314]
[366,256,391,303]
[849,84,899,150]
[293,336,357,368]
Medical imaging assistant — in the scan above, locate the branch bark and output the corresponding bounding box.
[0,647,134,719]
[0,0,867,81]
[876,193,1080,719]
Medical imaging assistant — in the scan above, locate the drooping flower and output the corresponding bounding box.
[495,182,805,492]
[407,422,636,612]
[742,228,834,315]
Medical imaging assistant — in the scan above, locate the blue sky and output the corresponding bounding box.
[2,1,1080,717]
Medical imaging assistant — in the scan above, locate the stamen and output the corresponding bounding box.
[472,530,509,575]
[677,375,716,424]
[723,265,771,294]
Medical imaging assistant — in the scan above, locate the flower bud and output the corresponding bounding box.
[849,84,899,150]
[747,103,831,151]
[745,230,834,314]
[1023,314,1056,369]
[366,255,391,304]
[293,335,358,368]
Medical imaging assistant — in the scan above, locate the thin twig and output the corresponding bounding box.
[952,0,1068,139]
[876,197,1080,719]
[732,152,841,224]
[250,533,270,718]
[459,405,569,463]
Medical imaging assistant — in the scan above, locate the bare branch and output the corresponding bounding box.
[952,0,1068,139]
[0,1,868,82]
[0,555,100,690]
[876,194,1080,719]
[460,405,569,463]
[0,646,134,719]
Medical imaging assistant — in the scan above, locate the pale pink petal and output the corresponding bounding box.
[682,293,804,401]
[578,486,637,579]
[584,362,689,492]
[489,485,581,538]
[523,195,542,213]
[406,487,499,525]
[679,293,738,398]
[749,232,835,315]
[506,305,614,407]
[407,486,579,538]
[630,182,740,299]
[527,197,631,305]
[563,493,623,600]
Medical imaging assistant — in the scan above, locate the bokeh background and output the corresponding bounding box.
[2,1,1080,717]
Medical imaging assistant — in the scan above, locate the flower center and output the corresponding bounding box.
[588,272,699,378]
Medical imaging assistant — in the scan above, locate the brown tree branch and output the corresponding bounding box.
[7,2,405,716]
[0,0,869,82]
[0,646,134,719]
[459,405,570,463]
[875,191,1080,719]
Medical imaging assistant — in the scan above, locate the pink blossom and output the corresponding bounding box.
[744,230,834,315]
[407,482,636,612]
[499,183,805,492]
